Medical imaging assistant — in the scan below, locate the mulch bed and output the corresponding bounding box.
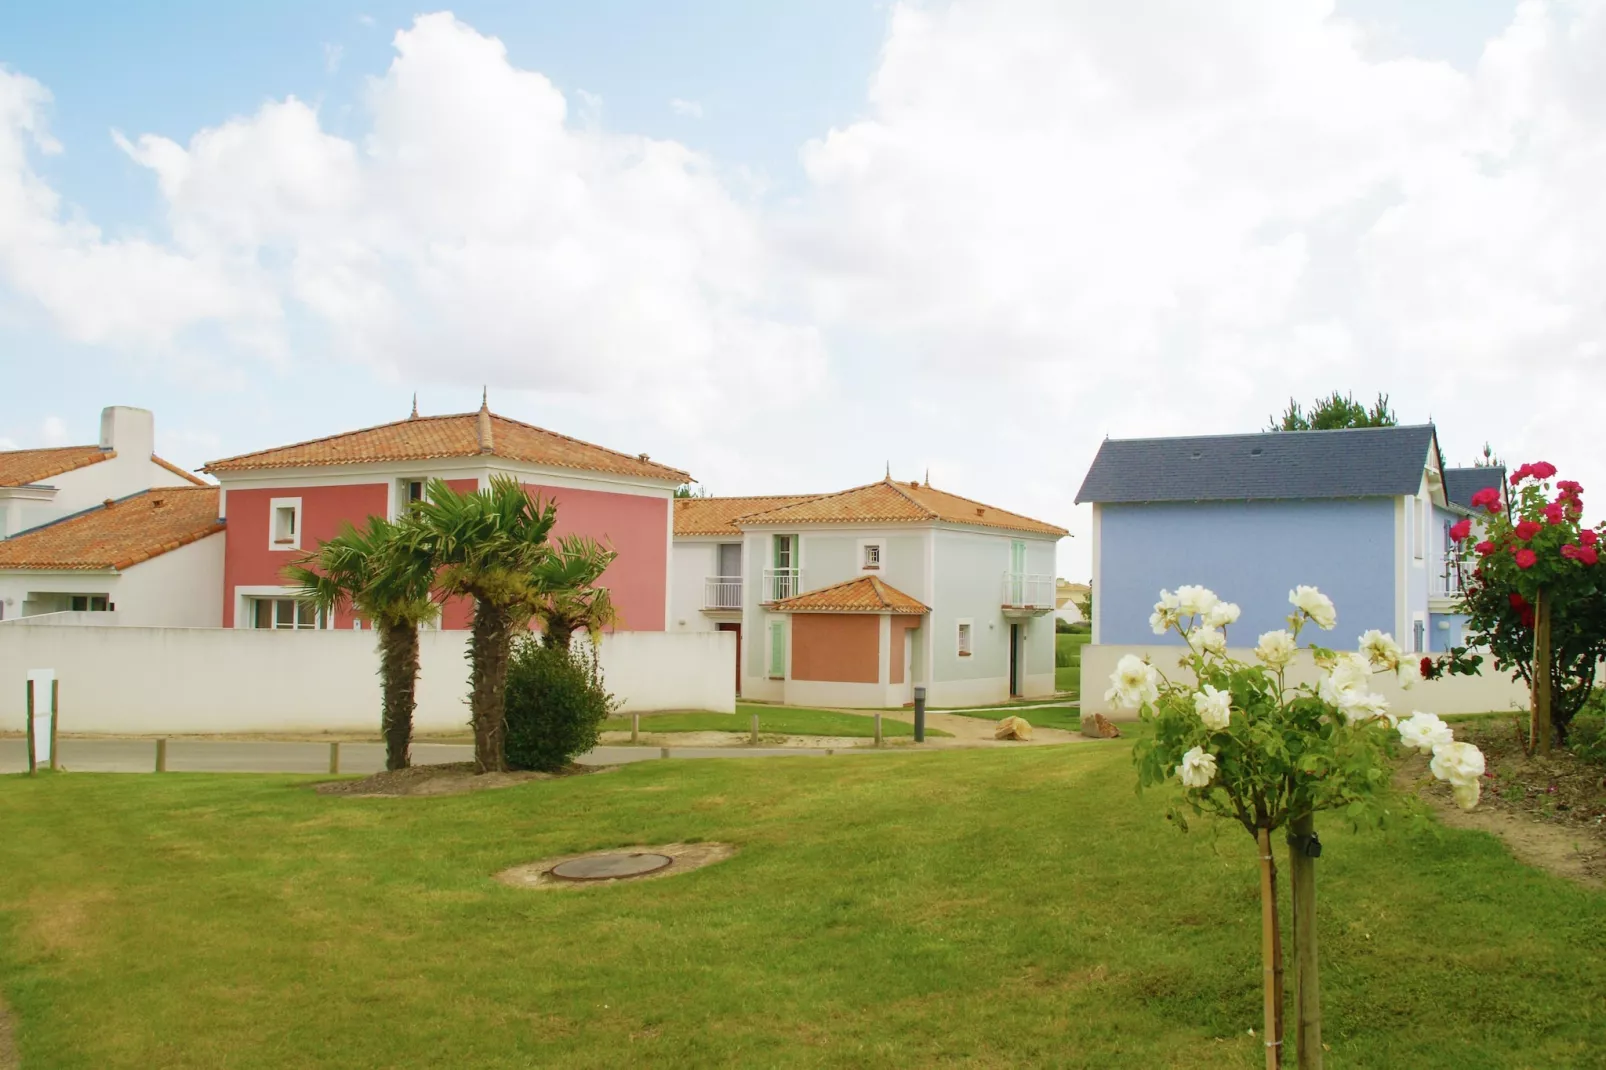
[1457,718,1606,838]
[315,761,608,798]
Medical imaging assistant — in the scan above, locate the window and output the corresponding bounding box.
[1412,617,1426,654]
[269,497,302,551]
[957,620,973,657]
[70,595,109,612]
[862,543,881,570]
[398,479,427,515]
[1413,498,1426,560]
[250,597,325,630]
[767,620,786,678]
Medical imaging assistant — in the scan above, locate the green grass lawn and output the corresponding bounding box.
[1056,631,1091,695]
[2,746,1602,1068]
[945,704,1082,733]
[603,702,949,739]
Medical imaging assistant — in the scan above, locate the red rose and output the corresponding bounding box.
[1449,518,1473,542]
[1471,487,1502,511]
[1515,520,1542,540]
[1582,530,1599,547]
[1531,461,1558,480]
[1419,656,1433,679]
[1510,593,1529,610]
[1558,480,1583,497]
[1580,546,1599,566]
[1475,540,1496,556]
[1562,544,1581,560]
[1510,464,1532,485]
[1544,502,1566,525]
[1520,607,1535,627]
[1515,548,1538,569]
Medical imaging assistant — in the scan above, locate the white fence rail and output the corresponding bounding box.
[703,576,742,610]
[1002,572,1056,609]
[0,626,735,734]
[1429,556,1466,600]
[760,568,803,603]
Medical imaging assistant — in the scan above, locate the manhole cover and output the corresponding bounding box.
[549,852,674,882]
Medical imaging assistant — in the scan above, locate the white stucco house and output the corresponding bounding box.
[670,476,1068,708]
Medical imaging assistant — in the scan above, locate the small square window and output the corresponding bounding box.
[957,621,973,657]
[863,544,881,570]
[269,498,302,550]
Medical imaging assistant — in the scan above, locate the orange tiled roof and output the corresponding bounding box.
[0,487,224,571]
[152,455,208,486]
[202,409,691,483]
[674,494,823,536]
[737,478,1068,537]
[773,575,929,615]
[0,445,111,487]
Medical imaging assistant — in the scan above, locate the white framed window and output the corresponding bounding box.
[861,541,883,571]
[1412,614,1426,654]
[249,597,326,630]
[767,619,787,679]
[269,497,302,551]
[956,618,973,657]
[1413,497,1427,560]
[70,595,111,612]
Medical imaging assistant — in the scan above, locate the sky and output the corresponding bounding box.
[3,0,1602,584]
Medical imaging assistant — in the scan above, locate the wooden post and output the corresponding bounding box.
[329,741,341,775]
[25,679,36,777]
[631,713,640,744]
[48,679,59,771]
[660,746,670,759]
[155,738,168,774]
[1257,827,1284,1069]
[750,714,759,744]
[1531,588,1553,756]
[1289,813,1321,1069]
[874,713,883,747]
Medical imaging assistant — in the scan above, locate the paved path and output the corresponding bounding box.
[0,737,919,775]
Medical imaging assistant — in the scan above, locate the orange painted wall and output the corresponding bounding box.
[889,617,921,684]
[791,614,880,683]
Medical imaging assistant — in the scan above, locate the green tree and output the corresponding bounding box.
[1268,391,1396,431]
[674,484,708,498]
[285,517,439,771]
[401,476,558,773]
[530,534,620,650]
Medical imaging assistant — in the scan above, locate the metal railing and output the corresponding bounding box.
[760,568,803,602]
[1002,572,1056,608]
[703,576,742,610]
[1429,558,1466,600]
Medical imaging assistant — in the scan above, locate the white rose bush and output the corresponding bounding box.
[1114,584,1486,1070]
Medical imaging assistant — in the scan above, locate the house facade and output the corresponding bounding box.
[671,477,1067,707]
[200,399,690,632]
[1075,424,1500,656]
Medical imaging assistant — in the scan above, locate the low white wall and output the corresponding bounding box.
[1081,643,1531,719]
[0,626,734,735]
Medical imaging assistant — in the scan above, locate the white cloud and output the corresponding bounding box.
[669,98,704,118]
[40,415,69,446]
[323,43,344,74]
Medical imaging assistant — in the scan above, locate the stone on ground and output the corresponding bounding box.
[994,715,1033,741]
[1082,713,1122,739]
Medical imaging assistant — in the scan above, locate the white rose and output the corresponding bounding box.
[1177,746,1218,789]
[1175,585,1220,618]
[1430,740,1486,788]
[1358,629,1403,672]
[1336,688,1390,724]
[1105,654,1161,710]
[1192,685,1233,730]
[1318,652,1372,706]
[1204,601,1242,629]
[1451,780,1481,811]
[1289,585,1337,630]
[1398,712,1454,755]
[1255,629,1297,669]
[1150,590,1181,635]
[1186,626,1227,656]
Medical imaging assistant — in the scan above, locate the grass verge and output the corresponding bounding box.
[604,703,949,739]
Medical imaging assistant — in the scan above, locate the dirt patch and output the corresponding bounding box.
[315,761,613,798]
[1399,721,1606,888]
[0,994,16,1070]
[494,842,735,890]
[598,731,894,749]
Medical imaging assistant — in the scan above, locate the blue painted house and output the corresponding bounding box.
[1074,425,1504,654]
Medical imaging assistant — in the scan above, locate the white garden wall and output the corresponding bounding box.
[0,626,734,735]
[1081,643,1530,719]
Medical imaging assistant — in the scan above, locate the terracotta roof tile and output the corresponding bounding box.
[673,494,823,537]
[202,410,691,483]
[152,455,208,486]
[0,445,112,487]
[773,575,929,615]
[737,478,1067,536]
[0,487,224,571]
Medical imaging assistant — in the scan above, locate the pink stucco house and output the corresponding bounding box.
[201,398,691,632]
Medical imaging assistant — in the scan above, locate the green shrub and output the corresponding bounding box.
[1055,617,1073,634]
[1056,645,1073,668]
[1570,713,1606,766]
[504,637,618,772]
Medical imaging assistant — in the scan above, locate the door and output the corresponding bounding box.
[903,628,914,705]
[1010,540,1027,604]
[1008,623,1020,696]
[773,535,797,599]
[716,544,742,607]
[718,622,742,695]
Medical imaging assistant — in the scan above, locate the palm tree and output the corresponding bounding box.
[400,476,557,773]
[285,517,437,771]
[531,534,619,650]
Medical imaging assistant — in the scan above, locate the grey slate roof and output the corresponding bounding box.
[1074,425,1440,504]
[1443,466,1505,511]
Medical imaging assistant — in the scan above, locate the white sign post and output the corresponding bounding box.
[26,669,57,774]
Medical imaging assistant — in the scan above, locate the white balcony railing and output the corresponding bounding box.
[1002,572,1056,609]
[1429,557,1466,600]
[760,568,803,603]
[703,576,742,610]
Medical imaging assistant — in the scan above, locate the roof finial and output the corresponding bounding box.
[477,388,494,454]
[480,386,489,411]
[885,460,890,479]
[410,392,419,420]
[924,466,929,487]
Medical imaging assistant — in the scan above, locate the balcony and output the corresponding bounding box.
[702,576,742,612]
[1001,572,1056,616]
[1429,557,1466,602]
[759,568,803,604]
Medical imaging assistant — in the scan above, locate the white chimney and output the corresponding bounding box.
[99,406,155,458]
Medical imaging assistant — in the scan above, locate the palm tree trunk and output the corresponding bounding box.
[378,619,420,771]
[469,598,515,773]
[544,617,574,649]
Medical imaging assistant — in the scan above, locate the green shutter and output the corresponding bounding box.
[768,621,786,678]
